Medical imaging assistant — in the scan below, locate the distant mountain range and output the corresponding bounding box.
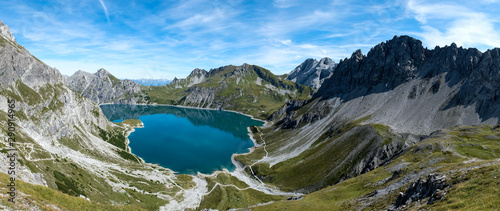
[127,78,171,86]
[1,16,500,211]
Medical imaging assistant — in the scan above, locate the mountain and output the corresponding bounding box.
[3,15,500,210]
[128,78,171,86]
[232,35,500,208]
[252,124,500,210]
[168,68,208,89]
[287,57,336,89]
[0,19,15,42]
[144,64,313,119]
[67,69,147,104]
[0,19,205,210]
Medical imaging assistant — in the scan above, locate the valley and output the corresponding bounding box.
[0,16,499,211]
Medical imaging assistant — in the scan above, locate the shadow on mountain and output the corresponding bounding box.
[314,35,500,123]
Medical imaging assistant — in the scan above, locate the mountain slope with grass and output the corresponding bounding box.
[252,124,500,210]
[231,35,500,209]
[2,16,500,210]
[144,63,313,119]
[0,19,207,210]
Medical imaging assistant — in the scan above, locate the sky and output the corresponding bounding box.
[1,0,500,79]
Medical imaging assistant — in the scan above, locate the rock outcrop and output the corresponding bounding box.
[169,68,208,88]
[287,57,336,89]
[0,19,15,42]
[0,18,185,210]
[0,21,114,186]
[394,174,449,208]
[240,35,500,195]
[67,68,145,104]
[277,36,499,135]
[0,23,63,89]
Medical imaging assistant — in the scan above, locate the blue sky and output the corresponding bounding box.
[1,0,500,79]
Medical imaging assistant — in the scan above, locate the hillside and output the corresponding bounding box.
[0,19,206,210]
[253,124,500,210]
[2,15,500,210]
[144,64,313,119]
[229,36,500,209]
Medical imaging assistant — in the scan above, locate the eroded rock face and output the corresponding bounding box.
[0,25,63,90]
[169,68,208,88]
[394,174,449,208]
[0,19,15,42]
[67,68,144,104]
[0,23,114,187]
[287,57,336,89]
[275,36,500,135]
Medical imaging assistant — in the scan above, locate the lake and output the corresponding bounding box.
[100,104,264,174]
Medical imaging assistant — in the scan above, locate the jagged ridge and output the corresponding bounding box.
[287,57,336,89]
[67,68,146,104]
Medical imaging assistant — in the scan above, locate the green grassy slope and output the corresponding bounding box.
[235,115,407,193]
[143,64,312,119]
[252,124,500,210]
[0,81,196,210]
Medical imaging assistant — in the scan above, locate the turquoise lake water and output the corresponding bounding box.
[100,104,263,174]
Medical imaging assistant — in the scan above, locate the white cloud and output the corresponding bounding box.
[258,10,337,39]
[98,0,110,23]
[280,39,291,45]
[407,0,500,50]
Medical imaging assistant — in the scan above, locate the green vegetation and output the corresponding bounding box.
[117,150,140,163]
[53,170,86,197]
[0,173,147,210]
[198,173,285,210]
[120,119,143,127]
[431,165,500,210]
[0,82,176,210]
[143,64,312,119]
[236,116,399,192]
[252,124,500,210]
[450,125,500,159]
[98,126,127,150]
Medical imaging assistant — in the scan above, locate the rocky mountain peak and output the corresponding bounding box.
[287,57,336,89]
[96,68,110,78]
[189,68,207,77]
[67,69,143,104]
[350,49,364,61]
[72,70,92,77]
[0,19,16,42]
[318,57,334,65]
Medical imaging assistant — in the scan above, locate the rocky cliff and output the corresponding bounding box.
[287,57,336,89]
[0,19,202,210]
[236,35,500,197]
[168,68,207,88]
[277,36,499,135]
[0,19,15,42]
[67,69,146,104]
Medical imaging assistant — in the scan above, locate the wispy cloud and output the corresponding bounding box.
[98,0,110,23]
[2,0,499,79]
